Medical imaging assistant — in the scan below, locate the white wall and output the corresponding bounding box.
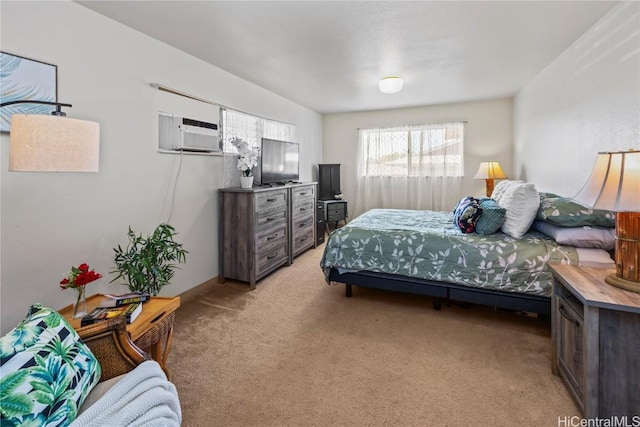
[514,1,640,196]
[322,98,513,215]
[0,0,322,333]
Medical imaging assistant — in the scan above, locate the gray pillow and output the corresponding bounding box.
[532,220,616,250]
[475,198,506,235]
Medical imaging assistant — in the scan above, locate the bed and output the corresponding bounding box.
[320,207,612,315]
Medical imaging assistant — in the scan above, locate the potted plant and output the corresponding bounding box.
[111,223,188,296]
[230,137,260,188]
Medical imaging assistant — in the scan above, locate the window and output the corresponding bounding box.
[353,122,465,216]
[222,109,296,153]
[359,122,464,177]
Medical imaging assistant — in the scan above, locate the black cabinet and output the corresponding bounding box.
[318,164,341,200]
[316,204,325,245]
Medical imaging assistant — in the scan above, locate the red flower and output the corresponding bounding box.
[60,263,102,290]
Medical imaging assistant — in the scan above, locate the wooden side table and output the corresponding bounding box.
[59,294,180,377]
[550,264,640,417]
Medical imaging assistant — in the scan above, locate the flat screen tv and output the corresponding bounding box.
[260,138,299,185]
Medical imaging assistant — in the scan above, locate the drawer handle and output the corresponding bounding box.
[299,192,307,196]
[267,252,279,260]
[299,207,307,211]
[266,217,277,222]
[150,311,166,324]
[559,304,580,326]
[266,198,277,202]
[267,233,279,241]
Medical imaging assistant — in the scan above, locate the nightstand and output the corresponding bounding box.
[320,199,348,233]
[550,264,640,417]
[59,294,180,377]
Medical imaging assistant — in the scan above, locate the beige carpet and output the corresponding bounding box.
[169,244,579,426]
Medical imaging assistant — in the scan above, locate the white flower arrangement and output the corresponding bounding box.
[230,137,260,177]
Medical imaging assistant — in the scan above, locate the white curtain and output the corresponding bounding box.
[222,109,296,152]
[221,109,296,187]
[353,122,464,217]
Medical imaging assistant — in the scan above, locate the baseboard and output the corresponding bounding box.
[178,276,222,304]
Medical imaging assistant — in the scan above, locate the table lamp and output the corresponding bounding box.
[473,161,507,197]
[573,149,640,292]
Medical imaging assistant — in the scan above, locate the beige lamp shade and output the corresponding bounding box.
[573,150,640,212]
[9,114,100,172]
[573,150,640,293]
[473,161,507,180]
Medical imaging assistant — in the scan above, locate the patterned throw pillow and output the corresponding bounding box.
[0,304,101,426]
[536,197,615,228]
[453,196,482,233]
[475,198,506,235]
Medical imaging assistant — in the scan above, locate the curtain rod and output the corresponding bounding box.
[150,83,294,126]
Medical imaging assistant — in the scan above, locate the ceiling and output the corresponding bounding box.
[76,1,617,114]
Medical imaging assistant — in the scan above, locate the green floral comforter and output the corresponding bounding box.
[321,209,579,297]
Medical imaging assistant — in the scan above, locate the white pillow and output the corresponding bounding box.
[491,180,523,204]
[498,182,540,238]
[576,248,615,269]
[532,220,616,250]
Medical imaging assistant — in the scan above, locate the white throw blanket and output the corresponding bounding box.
[70,360,182,427]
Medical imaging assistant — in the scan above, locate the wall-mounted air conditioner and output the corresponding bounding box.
[159,112,220,152]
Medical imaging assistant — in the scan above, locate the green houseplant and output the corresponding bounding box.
[111,223,188,296]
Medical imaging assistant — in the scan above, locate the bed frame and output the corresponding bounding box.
[328,268,551,315]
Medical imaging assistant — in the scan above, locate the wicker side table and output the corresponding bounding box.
[133,311,176,375]
[59,294,180,378]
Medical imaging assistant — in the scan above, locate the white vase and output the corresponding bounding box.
[240,175,254,189]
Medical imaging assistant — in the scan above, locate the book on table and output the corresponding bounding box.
[81,302,142,327]
[98,292,150,307]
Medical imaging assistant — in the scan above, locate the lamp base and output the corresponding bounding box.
[605,274,640,293]
[612,212,640,290]
[485,179,495,197]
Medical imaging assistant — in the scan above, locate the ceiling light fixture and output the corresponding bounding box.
[378,76,403,94]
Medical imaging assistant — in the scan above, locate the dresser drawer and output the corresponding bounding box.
[256,225,287,251]
[327,204,346,221]
[292,214,314,232]
[256,208,287,233]
[292,200,314,219]
[293,185,315,201]
[293,225,314,254]
[256,190,287,213]
[256,245,288,276]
